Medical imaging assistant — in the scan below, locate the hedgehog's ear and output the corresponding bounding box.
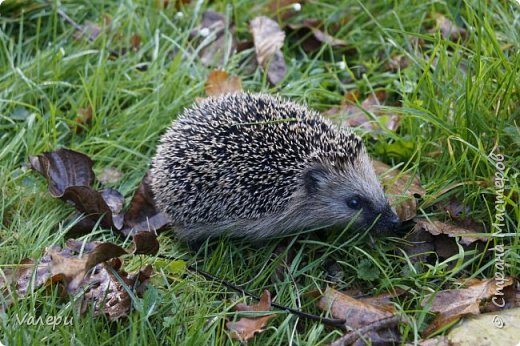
[303,164,329,194]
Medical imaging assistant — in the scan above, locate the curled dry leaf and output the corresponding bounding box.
[122,171,170,236]
[480,280,520,313]
[250,16,287,85]
[372,160,425,222]
[288,19,349,53]
[421,277,515,337]
[226,290,277,342]
[29,148,94,196]
[204,70,242,97]
[30,149,168,236]
[416,219,487,246]
[0,241,124,304]
[29,148,125,232]
[62,186,120,230]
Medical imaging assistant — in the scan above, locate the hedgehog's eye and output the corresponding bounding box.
[346,197,362,210]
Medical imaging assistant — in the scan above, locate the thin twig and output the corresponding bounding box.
[56,8,83,32]
[156,254,346,329]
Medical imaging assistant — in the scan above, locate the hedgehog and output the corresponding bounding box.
[151,93,400,243]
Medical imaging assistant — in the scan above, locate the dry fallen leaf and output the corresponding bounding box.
[416,219,487,246]
[411,336,450,346]
[385,54,410,71]
[101,188,125,229]
[399,227,435,263]
[66,186,122,230]
[250,16,287,85]
[372,160,425,222]
[226,290,277,342]
[446,307,520,345]
[440,196,472,221]
[72,106,93,133]
[318,287,396,328]
[98,166,124,185]
[130,231,160,256]
[317,287,401,344]
[401,225,476,263]
[288,19,349,53]
[29,149,125,232]
[432,13,467,41]
[0,258,52,310]
[29,149,118,226]
[433,196,488,236]
[73,20,102,42]
[204,70,242,97]
[122,171,170,236]
[48,240,128,291]
[30,149,168,236]
[130,33,141,51]
[1,237,157,316]
[421,277,515,337]
[342,89,360,104]
[346,91,387,128]
[358,289,406,309]
[190,11,237,66]
[80,259,153,321]
[29,148,94,196]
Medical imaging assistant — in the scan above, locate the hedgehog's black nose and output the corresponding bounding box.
[388,213,401,231]
[373,210,401,235]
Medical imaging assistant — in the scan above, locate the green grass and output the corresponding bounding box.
[1,0,519,344]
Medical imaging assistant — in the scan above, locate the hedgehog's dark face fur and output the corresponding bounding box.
[300,154,400,235]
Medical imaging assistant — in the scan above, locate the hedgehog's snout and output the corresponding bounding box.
[386,211,401,231]
[373,207,401,234]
